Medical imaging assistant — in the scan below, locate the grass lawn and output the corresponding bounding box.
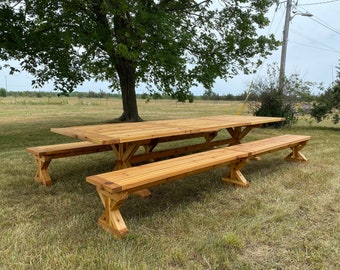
[0,96,339,269]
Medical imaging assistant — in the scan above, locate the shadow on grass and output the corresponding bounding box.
[12,153,293,241]
[49,156,289,221]
[46,158,235,220]
[1,119,114,151]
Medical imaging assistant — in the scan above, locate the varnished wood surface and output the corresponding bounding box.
[86,134,310,237]
[87,134,310,194]
[51,115,284,145]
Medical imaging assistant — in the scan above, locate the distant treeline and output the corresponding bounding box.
[0,88,249,101]
[0,88,317,102]
[0,89,121,99]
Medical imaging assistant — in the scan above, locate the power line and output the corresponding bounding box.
[293,4,340,36]
[298,0,340,6]
[266,6,277,34]
[309,17,340,35]
[289,40,340,53]
[290,28,340,53]
[273,7,286,36]
[297,6,340,35]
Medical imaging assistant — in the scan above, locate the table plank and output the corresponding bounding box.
[51,115,284,145]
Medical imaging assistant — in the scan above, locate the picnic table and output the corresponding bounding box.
[34,114,313,238]
[51,115,284,170]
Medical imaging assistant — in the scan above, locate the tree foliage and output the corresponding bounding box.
[0,0,279,121]
[311,60,340,124]
[248,63,315,127]
[0,87,7,97]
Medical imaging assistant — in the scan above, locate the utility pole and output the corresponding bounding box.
[278,1,312,94]
[278,0,293,95]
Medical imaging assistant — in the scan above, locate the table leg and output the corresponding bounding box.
[226,125,261,145]
[142,139,159,163]
[227,125,262,160]
[112,143,141,170]
[111,142,151,197]
[204,132,218,142]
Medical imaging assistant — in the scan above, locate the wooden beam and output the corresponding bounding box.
[221,159,249,187]
[130,138,234,164]
[96,188,129,238]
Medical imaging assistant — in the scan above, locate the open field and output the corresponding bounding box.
[0,97,339,269]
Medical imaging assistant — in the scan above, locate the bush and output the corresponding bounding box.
[0,87,7,97]
[311,79,340,124]
[248,63,315,127]
[254,90,297,127]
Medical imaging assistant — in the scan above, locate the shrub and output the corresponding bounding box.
[254,89,297,127]
[311,76,340,124]
[248,63,315,127]
[0,87,7,97]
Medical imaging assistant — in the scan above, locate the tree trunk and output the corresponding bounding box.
[115,59,143,122]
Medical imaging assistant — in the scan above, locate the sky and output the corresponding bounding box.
[0,0,339,96]
[216,0,340,96]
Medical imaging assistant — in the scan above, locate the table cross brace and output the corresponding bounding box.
[226,125,261,145]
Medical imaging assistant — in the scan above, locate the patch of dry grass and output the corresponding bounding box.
[0,97,339,269]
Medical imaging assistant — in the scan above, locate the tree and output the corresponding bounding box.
[202,89,218,100]
[311,61,340,124]
[0,0,279,121]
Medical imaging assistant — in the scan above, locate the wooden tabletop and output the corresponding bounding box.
[51,115,284,145]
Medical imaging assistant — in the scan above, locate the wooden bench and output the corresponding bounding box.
[86,134,310,237]
[27,142,112,186]
[224,134,310,185]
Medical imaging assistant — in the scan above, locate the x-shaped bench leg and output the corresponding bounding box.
[221,158,249,188]
[33,155,52,186]
[96,188,129,238]
[284,142,308,162]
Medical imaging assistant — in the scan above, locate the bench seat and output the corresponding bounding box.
[228,134,310,162]
[86,134,310,237]
[27,141,112,186]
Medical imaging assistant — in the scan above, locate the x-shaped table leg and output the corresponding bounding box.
[226,125,261,145]
[111,142,152,197]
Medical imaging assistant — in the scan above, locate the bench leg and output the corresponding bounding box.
[285,143,308,162]
[33,156,52,186]
[95,188,129,238]
[221,159,249,188]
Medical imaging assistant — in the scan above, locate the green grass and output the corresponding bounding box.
[0,97,339,269]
